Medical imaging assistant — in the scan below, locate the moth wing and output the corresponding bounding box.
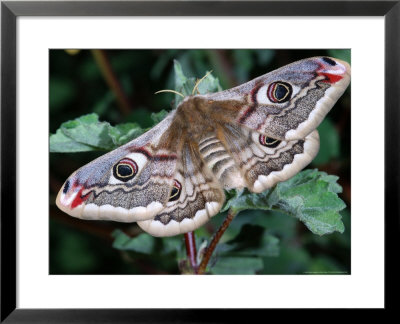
[204,56,350,141]
[56,113,180,222]
[137,140,225,237]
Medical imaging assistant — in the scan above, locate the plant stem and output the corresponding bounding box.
[184,232,198,273]
[197,209,238,274]
[91,49,131,115]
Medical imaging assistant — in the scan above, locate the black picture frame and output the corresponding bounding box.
[1,0,398,321]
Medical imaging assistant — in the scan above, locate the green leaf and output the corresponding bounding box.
[111,229,155,254]
[50,128,96,152]
[173,59,188,89]
[222,188,272,214]
[205,224,278,274]
[209,256,263,274]
[195,71,223,94]
[108,122,144,146]
[173,60,195,105]
[50,113,145,152]
[60,113,115,150]
[173,59,222,106]
[222,169,346,236]
[111,230,183,261]
[150,109,169,124]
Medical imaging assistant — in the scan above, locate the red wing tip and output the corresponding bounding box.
[317,57,351,84]
[56,182,87,213]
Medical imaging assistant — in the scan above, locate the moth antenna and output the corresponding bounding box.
[192,70,213,95]
[155,89,185,98]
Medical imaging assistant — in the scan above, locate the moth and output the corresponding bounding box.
[56,56,351,237]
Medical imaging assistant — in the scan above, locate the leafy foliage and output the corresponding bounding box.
[173,60,222,105]
[112,230,156,254]
[50,49,351,275]
[208,224,279,274]
[223,170,345,235]
[50,113,145,152]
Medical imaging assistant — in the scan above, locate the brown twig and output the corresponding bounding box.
[91,49,131,115]
[184,232,198,273]
[197,210,238,274]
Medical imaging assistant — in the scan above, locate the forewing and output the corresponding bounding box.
[56,113,179,222]
[204,56,350,141]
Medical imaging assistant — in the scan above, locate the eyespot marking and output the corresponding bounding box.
[169,179,182,202]
[113,158,138,182]
[267,82,292,103]
[259,134,281,148]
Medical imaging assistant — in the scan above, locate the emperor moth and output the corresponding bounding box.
[56,56,351,237]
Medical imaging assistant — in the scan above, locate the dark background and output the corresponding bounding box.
[49,49,351,274]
